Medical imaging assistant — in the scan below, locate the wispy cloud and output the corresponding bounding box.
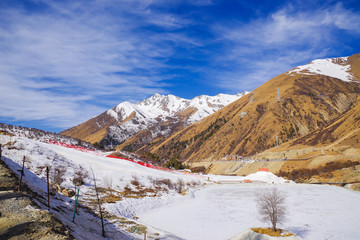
[0,0,359,131]
[212,2,360,91]
[0,0,196,129]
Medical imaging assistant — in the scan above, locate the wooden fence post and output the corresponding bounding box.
[91,168,106,237]
[47,166,50,208]
[18,156,25,192]
[0,144,2,160]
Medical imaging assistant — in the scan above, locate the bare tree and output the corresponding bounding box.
[103,176,113,195]
[256,188,286,231]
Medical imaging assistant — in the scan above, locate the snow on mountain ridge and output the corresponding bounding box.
[288,56,357,82]
[107,92,248,123]
[101,92,248,147]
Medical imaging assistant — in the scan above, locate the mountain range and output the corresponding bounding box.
[62,92,248,150]
[147,54,359,160]
[63,53,360,174]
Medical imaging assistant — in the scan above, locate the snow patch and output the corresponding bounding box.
[288,57,356,82]
[106,109,118,120]
[208,171,289,184]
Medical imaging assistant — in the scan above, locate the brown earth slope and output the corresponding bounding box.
[61,111,116,144]
[145,53,360,163]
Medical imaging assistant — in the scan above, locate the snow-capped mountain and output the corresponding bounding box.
[144,53,360,162]
[62,92,248,149]
[107,93,247,125]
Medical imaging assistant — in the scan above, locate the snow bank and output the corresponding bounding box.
[229,229,303,240]
[208,171,290,184]
[245,171,289,184]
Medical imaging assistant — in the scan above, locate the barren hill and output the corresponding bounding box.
[143,53,360,163]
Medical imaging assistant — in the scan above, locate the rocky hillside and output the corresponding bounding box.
[62,92,248,149]
[0,159,72,239]
[144,53,360,163]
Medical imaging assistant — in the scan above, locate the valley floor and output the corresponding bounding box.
[138,184,360,240]
[1,135,360,240]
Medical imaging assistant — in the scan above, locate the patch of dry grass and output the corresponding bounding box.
[251,228,295,237]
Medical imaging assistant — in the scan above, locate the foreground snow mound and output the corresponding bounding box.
[246,171,289,184]
[229,229,303,240]
[209,171,290,184]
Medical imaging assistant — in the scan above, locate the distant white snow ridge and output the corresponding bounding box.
[101,92,249,147]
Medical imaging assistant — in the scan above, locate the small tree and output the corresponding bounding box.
[256,188,286,231]
[103,176,113,195]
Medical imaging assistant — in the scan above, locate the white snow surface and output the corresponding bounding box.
[139,184,360,240]
[0,135,205,239]
[1,135,360,240]
[288,56,357,82]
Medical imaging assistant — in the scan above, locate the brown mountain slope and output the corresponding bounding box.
[61,111,117,144]
[62,93,245,149]
[283,95,360,149]
[349,53,360,80]
[145,55,360,163]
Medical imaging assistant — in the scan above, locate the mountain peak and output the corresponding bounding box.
[63,92,247,149]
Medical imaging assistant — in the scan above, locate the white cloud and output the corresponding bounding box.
[0,0,359,130]
[0,0,191,128]
[213,2,360,91]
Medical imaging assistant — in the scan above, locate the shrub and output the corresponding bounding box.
[72,169,88,186]
[176,179,185,193]
[153,178,175,190]
[165,158,184,170]
[53,166,66,186]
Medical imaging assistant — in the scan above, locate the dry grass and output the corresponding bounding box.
[126,224,147,234]
[106,194,122,203]
[278,160,360,182]
[251,228,295,237]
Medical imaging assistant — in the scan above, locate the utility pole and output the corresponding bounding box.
[277,88,281,101]
[250,91,254,103]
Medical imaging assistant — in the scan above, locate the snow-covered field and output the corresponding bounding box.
[139,184,360,240]
[1,135,360,240]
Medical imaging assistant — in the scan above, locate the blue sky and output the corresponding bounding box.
[1,0,360,132]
